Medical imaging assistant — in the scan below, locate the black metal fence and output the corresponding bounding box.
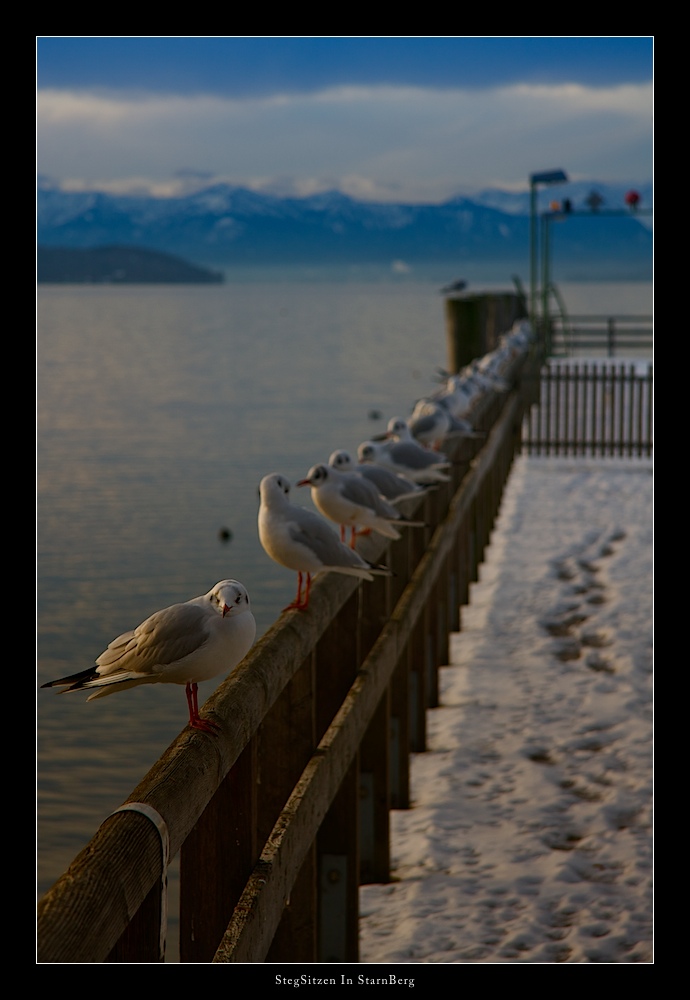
[522,361,653,458]
[550,315,653,358]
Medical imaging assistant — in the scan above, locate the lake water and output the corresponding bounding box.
[36,275,652,915]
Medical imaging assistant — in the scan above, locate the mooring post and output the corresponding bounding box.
[445,291,528,372]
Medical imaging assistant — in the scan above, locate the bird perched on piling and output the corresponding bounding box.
[41,580,257,734]
[297,462,424,547]
[258,472,392,610]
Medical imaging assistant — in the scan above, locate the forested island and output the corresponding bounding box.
[37,246,224,284]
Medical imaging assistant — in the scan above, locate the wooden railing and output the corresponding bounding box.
[37,348,539,964]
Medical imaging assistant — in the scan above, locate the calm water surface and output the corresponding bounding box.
[37,276,652,909]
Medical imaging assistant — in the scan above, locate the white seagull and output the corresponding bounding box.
[258,473,392,610]
[41,580,257,734]
[408,399,483,449]
[384,416,448,462]
[358,437,451,484]
[406,399,452,450]
[297,462,424,547]
[328,450,427,505]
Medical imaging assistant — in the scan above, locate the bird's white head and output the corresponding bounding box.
[387,418,409,438]
[208,579,252,618]
[297,464,329,489]
[259,473,292,507]
[357,442,379,464]
[329,450,353,471]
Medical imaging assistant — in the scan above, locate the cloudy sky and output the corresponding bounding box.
[36,37,653,204]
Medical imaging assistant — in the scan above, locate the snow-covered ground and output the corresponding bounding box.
[359,454,653,964]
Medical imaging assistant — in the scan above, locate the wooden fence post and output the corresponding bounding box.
[179,737,258,962]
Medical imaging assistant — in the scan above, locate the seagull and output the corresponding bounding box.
[258,473,392,610]
[431,373,482,420]
[406,400,453,450]
[409,398,484,448]
[440,278,467,295]
[328,450,428,505]
[384,416,448,460]
[41,580,257,734]
[357,439,451,484]
[297,462,424,547]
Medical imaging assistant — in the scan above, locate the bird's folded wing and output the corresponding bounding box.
[288,518,351,565]
[96,603,212,674]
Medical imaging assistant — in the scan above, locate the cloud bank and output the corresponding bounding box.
[37,81,653,203]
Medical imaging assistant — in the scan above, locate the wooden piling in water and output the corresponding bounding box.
[445,291,528,372]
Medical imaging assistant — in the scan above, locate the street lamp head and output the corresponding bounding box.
[530,169,569,186]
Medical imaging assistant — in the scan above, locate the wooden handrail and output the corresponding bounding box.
[38,349,536,964]
[214,389,526,961]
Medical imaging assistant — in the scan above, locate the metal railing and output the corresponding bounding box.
[522,360,653,458]
[549,314,653,358]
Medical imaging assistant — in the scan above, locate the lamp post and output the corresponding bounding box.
[541,208,560,357]
[529,169,568,328]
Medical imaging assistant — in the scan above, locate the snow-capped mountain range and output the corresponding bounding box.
[37,179,653,280]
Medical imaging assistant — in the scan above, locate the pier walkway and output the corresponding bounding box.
[359,453,653,964]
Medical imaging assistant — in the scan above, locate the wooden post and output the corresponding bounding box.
[445,292,527,372]
[317,759,360,962]
[315,590,360,962]
[446,296,486,371]
[261,653,318,963]
[389,652,411,809]
[106,844,166,962]
[179,738,258,962]
[359,690,391,884]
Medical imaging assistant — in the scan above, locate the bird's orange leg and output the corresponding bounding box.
[186,681,220,733]
[284,571,312,611]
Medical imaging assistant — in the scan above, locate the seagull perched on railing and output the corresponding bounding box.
[258,473,392,610]
[357,439,451,484]
[41,580,256,734]
[383,417,449,461]
[298,462,425,547]
[328,450,429,505]
[406,399,452,450]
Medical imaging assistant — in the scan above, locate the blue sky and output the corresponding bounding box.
[37,37,653,203]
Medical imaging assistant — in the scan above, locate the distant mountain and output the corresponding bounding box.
[37,245,224,284]
[36,181,653,280]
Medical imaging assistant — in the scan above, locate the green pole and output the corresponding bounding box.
[529,181,537,326]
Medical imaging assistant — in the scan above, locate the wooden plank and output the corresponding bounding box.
[179,738,258,962]
[317,761,360,961]
[359,690,391,884]
[389,652,410,809]
[266,845,317,963]
[106,880,164,963]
